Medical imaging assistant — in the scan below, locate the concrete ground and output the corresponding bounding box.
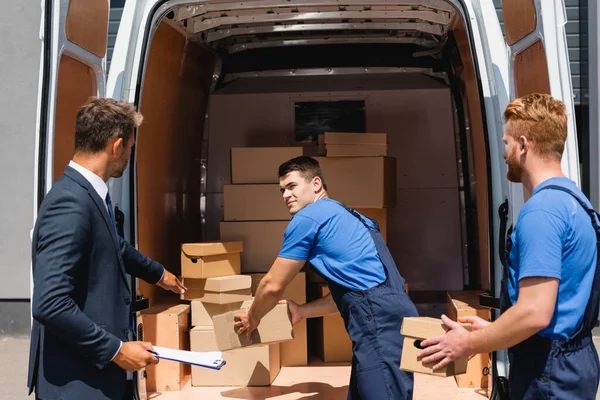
[3,334,600,400]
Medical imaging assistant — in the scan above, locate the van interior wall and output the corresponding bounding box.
[205,73,466,310]
[452,16,490,290]
[136,21,216,304]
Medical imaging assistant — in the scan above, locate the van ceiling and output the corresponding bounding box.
[170,0,456,74]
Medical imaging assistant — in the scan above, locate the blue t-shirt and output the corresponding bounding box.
[507,177,597,339]
[278,198,386,291]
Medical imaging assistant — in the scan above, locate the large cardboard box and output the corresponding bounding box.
[447,291,491,389]
[223,184,290,221]
[249,272,308,366]
[190,327,281,386]
[400,317,470,377]
[141,303,191,392]
[355,208,387,242]
[326,144,387,157]
[191,301,243,327]
[231,147,303,184]
[319,285,352,363]
[181,278,252,303]
[324,132,387,145]
[220,221,288,273]
[181,242,242,279]
[315,157,396,208]
[212,303,294,351]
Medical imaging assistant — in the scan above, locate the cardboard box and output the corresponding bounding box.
[223,184,290,221]
[190,327,281,386]
[181,277,252,303]
[191,301,243,327]
[181,242,243,279]
[231,147,303,184]
[249,272,308,366]
[315,157,396,208]
[326,144,387,157]
[141,303,191,392]
[324,132,387,145]
[355,208,387,242]
[400,317,470,377]
[319,285,352,363]
[212,303,294,351]
[447,291,491,389]
[220,221,288,273]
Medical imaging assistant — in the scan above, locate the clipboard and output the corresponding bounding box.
[148,346,226,370]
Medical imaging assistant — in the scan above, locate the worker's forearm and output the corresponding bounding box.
[299,293,338,319]
[248,275,282,322]
[468,303,547,355]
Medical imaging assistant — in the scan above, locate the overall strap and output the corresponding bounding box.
[330,199,381,233]
[538,185,600,230]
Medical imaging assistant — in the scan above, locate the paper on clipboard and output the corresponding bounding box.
[150,346,226,370]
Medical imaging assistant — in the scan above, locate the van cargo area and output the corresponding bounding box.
[112,0,493,398]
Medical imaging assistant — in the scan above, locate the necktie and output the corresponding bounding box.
[105,192,119,236]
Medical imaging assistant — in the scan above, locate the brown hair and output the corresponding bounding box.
[279,156,327,190]
[74,97,143,153]
[503,93,567,160]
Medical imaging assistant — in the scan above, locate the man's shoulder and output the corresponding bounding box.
[296,199,345,222]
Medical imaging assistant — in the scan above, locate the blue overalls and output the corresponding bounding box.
[500,185,600,399]
[324,202,419,400]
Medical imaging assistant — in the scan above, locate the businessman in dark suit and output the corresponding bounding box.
[28,97,187,400]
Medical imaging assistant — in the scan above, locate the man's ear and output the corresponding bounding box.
[519,136,529,154]
[111,137,124,156]
[313,176,323,192]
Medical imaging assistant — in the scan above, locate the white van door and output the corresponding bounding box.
[34,0,110,209]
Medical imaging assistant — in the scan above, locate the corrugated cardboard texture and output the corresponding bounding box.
[231,147,303,184]
[326,144,387,157]
[220,221,288,273]
[447,291,490,389]
[181,241,243,257]
[181,252,241,279]
[182,286,252,304]
[223,184,290,221]
[141,303,191,392]
[249,273,308,366]
[324,132,387,145]
[191,301,243,327]
[183,275,252,292]
[315,157,396,208]
[319,285,352,363]
[213,303,294,351]
[400,317,469,377]
[190,327,281,386]
[355,208,387,242]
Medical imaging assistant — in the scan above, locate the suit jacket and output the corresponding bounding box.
[27,166,164,400]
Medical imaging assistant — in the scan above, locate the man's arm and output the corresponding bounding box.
[32,196,122,370]
[248,257,306,323]
[297,292,338,318]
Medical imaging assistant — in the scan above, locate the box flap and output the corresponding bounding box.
[181,241,243,257]
[324,132,387,145]
[400,317,471,339]
[183,275,252,292]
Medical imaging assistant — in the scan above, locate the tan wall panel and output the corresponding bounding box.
[66,0,108,58]
[54,55,97,182]
[137,22,216,304]
[514,40,551,97]
[502,0,537,46]
[453,18,490,290]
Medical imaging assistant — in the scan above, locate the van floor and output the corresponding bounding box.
[151,362,487,399]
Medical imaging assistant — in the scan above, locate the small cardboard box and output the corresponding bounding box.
[400,317,470,377]
[315,157,396,208]
[220,221,288,273]
[326,144,387,157]
[319,285,352,363]
[141,303,191,392]
[212,303,294,351]
[223,184,290,221]
[447,291,491,388]
[249,272,308,366]
[181,242,243,279]
[191,301,243,327]
[231,147,303,184]
[324,132,387,145]
[181,275,253,303]
[190,327,281,386]
[355,208,387,242]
